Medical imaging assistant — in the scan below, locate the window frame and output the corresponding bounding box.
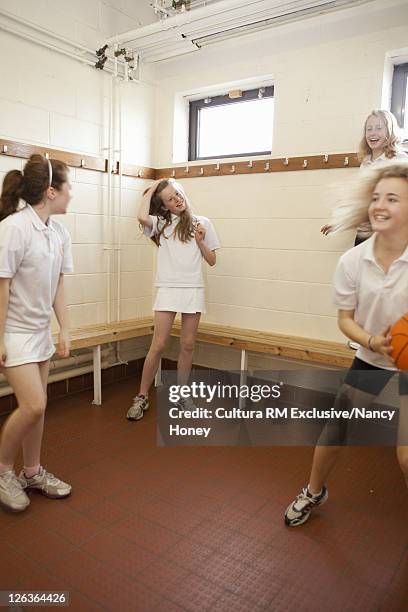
[391,62,408,142]
[188,85,274,161]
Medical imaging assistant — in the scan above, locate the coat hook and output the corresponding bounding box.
[112,163,117,174]
[199,167,204,175]
[283,157,289,166]
[323,154,329,163]
[264,162,270,171]
[230,165,235,173]
[45,152,50,159]
[303,159,308,168]
[344,156,349,166]
[185,166,189,173]
[80,159,85,168]
[171,169,176,177]
[138,170,143,178]
[2,144,7,153]
[248,160,253,168]
[215,162,220,171]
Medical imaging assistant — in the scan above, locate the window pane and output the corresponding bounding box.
[198,98,274,158]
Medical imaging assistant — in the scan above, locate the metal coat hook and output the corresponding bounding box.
[248,160,253,168]
[230,165,235,173]
[283,157,289,166]
[138,170,143,178]
[185,166,189,173]
[264,162,270,171]
[323,154,329,163]
[199,167,204,175]
[2,145,7,153]
[303,159,308,168]
[344,156,349,166]
[171,169,176,177]
[215,162,220,171]
[45,152,50,159]
[80,159,85,168]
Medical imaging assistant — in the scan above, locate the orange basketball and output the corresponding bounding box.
[391,314,408,370]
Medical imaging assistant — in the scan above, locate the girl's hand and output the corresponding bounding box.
[57,330,70,358]
[143,179,163,197]
[369,326,393,359]
[195,223,206,244]
[0,340,6,367]
[321,224,333,236]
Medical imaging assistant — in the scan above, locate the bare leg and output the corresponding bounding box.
[0,363,46,468]
[22,360,50,469]
[177,312,201,386]
[139,311,176,396]
[396,394,408,488]
[309,384,377,493]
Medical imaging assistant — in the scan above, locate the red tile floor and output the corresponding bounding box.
[1,377,407,611]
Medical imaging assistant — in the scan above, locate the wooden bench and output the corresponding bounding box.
[53,318,153,405]
[57,318,354,405]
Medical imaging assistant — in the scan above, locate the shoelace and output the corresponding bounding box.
[294,488,315,511]
[34,468,59,485]
[1,471,24,497]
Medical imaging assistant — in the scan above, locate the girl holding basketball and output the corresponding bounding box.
[321,109,408,244]
[126,178,220,421]
[285,162,408,526]
[0,154,73,513]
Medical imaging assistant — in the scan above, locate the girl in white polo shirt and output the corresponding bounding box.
[0,154,73,512]
[127,178,220,421]
[285,162,408,526]
[321,109,407,245]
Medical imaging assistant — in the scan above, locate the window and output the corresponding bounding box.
[391,63,408,142]
[188,86,274,161]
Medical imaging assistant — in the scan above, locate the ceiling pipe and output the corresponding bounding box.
[106,0,267,45]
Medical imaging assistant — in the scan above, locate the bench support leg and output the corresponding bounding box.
[92,345,102,405]
[155,358,162,387]
[239,349,248,410]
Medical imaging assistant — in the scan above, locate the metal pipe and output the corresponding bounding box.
[116,79,123,324]
[0,360,110,398]
[0,8,128,69]
[106,0,266,44]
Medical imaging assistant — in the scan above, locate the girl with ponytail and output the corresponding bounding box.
[0,154,74,513]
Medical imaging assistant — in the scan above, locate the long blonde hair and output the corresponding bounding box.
[358,109,402,163]
[329,162,408,233]
[146,179,196,247]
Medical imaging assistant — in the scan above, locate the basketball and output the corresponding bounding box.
[391,314,408,369]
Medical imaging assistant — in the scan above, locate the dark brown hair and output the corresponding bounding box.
[147,179,196,247]
[0,154,68,221]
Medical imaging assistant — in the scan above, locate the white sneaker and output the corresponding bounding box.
[0,469,30,512]
[174,397,197,411]
[19,467,71,499]
[127,394,149,421]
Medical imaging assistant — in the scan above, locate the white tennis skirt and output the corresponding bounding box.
[3,328,55,368]
[154,287,206,314]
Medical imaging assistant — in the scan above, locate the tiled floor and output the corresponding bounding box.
[1,377,407,611]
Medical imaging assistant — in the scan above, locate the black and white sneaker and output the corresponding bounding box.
[284,485,328,527]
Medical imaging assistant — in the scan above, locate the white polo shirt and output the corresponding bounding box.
[144,214,220,287]
[0,204,74,333]
[333,235,408,370]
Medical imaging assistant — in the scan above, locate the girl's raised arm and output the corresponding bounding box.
[137,180,162,227]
